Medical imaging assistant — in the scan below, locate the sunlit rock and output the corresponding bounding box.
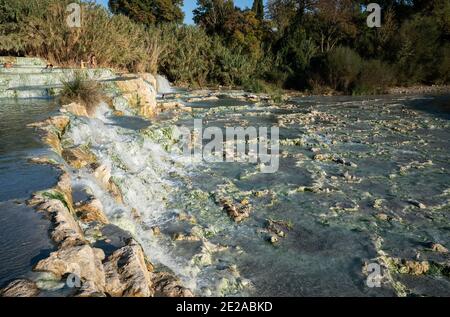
[63,146,97,169]
[103,239,153,297]
[187,96,219,103]
[39,198,84,247]
[158,101,192,112]
[92,163,124,204]
[0,279,40,297]
[34,244,106,292]
[431,243,448,254]
[27,115,70,154]
[116,75,157,118]
[152,272,194,297]
[139,73,157,90]
[75,198,109,224]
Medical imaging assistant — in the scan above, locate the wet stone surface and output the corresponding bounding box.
[156,94,450,296]
[3,91,449,297]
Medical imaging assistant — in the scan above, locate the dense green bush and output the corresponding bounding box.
[396,15,441,84]
[354,60,396,95]
[327,47,362,93]
[157,24,258,88]
[209,37,257,86]
[275,28,317,89]
[157,24,212,86]
[0,0,448,93]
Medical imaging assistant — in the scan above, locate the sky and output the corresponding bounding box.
[94,0,258,25]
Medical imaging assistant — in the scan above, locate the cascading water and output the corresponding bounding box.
[156,75,173,94]
[64,103,250,296]
[37,80,450,296]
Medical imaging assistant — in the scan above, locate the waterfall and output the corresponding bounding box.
[156,75,173,94]
[67,104,195,285]
[63,99,252,296]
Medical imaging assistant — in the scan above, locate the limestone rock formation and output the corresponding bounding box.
[103,239,153,297]
[92,164,124,204]
[93,164,111,189]
[39,198,84,247]
[400,260,430,275]
[116,75,157,118]
[431,243,448,254]
[187,96,219,103]
[158,101,192,112]
[27,115,70,154]
[63,146,97,169]
[140,73,157,90]
[54,171,74,213]
[216,196,251,223]
[75,198,109,224]
[152,272,194,297]
[0,279,40,297]
[61,102,89,117]
[34,244,106,292]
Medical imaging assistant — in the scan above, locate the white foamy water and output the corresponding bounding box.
[64,101,252,297]
[156,75,173,94]
[66,103,203,291]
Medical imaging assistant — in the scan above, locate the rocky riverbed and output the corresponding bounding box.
[1,58,450,297]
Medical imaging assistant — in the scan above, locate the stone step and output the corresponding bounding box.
[0,66,79,74]
[0,57,157,100]
[0,69,117,91]
[0,86,61,99]
[0,57,47,67]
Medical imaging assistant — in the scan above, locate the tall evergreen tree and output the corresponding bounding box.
[109,0,184,26]
[252,0,264,20]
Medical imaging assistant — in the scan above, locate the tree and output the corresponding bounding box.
[252,0,264,20]
[267,0,317,33]
[194,0,264,58]
[313,0,358,53]
[327,46,362,92]
[108,0,184,26]
[193,0,236,35]
[397,14,441,84]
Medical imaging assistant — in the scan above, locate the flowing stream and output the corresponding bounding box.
[1,91,450,296]
[65,92,450,296]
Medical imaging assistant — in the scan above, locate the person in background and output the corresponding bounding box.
[89,54,97,68]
